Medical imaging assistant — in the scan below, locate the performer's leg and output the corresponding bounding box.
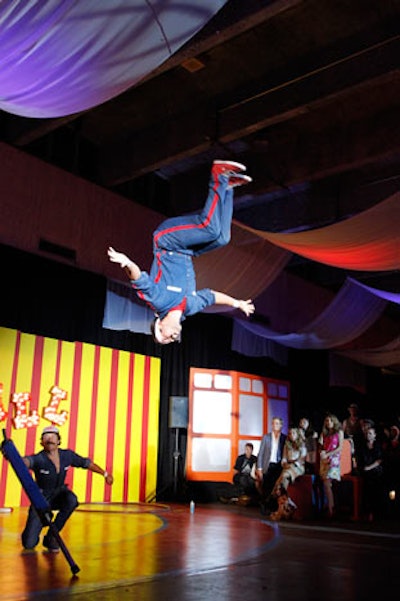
[52,489,79,532]
[193,185,233,256]
[21,505,43,549]
[153,172,232,253]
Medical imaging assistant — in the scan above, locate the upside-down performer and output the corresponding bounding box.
[108,160,255,344]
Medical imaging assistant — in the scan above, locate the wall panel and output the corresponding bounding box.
[0,327,160,506]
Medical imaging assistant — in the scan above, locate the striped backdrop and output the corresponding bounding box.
[0,327,161,507]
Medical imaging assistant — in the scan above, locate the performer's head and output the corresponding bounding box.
[151,314,182,345]
[40,425,61,448]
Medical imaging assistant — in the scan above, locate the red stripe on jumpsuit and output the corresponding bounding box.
[153,174,222,283]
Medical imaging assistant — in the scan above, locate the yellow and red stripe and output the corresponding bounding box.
[0,327,161,507]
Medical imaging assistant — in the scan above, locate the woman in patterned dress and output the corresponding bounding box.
[318,414,344,517]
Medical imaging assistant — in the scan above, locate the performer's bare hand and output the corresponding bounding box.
[108,247,141,280]
[238,299,255,317]
[212,291,255,316]
[107,246,130,268]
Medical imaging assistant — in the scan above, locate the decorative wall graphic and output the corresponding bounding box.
[0,327,161,507]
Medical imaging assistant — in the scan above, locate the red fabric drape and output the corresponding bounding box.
[234,192,400,271]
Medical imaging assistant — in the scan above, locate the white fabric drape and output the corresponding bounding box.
[339,337,400,368]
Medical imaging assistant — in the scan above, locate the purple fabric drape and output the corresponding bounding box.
[103,280,153,334]
[231,323,288,365]
[232,278,387,352]
[348,278,400,304]
[0,0,228,117]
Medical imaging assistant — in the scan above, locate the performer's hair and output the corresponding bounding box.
[150,319,159,344]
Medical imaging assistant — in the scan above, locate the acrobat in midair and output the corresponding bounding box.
[108,160,255,344]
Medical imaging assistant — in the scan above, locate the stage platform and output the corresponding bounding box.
[1,502,399,601]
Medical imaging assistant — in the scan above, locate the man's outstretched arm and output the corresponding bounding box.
[87,460,114,485]
[212,291,255,317]
[107,247,141,281]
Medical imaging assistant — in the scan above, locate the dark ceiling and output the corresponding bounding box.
[1,0,399,300]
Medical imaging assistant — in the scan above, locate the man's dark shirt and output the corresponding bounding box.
[25,449,90,499]
[234,453,257,475]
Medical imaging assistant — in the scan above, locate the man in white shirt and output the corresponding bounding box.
[256,417,286,500]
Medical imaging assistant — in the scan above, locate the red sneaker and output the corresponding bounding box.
[228,174,253,188]
[212,160,246,176]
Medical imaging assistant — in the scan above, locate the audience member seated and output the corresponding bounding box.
[218,442,257,505]
[263,427,306,519]
[299,417,318,474]
[273,427,307,492]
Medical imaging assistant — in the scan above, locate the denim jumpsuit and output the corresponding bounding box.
[21,449,90,549]
[131,171,233,319]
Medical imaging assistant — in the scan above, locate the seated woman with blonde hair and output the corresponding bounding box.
[273,427,307,493]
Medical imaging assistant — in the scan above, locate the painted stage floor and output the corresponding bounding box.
[0,502,277,600]
[1,502,400,601]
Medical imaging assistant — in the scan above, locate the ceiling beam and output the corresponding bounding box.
[99,34,400,186]
[3,112,83,147]
[218,35,400,140]
[160,104,400,218]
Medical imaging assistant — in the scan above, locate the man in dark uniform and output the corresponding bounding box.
[20,425,113,552]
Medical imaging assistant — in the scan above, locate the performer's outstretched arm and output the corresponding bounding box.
[87,461,114,485]
[212,291,255,317]
[107,247,141,281]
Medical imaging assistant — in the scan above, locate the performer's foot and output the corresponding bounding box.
[21,548,37,554]
[228,174,252,188]
[212,160,246,176]
[43,534,60,553]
